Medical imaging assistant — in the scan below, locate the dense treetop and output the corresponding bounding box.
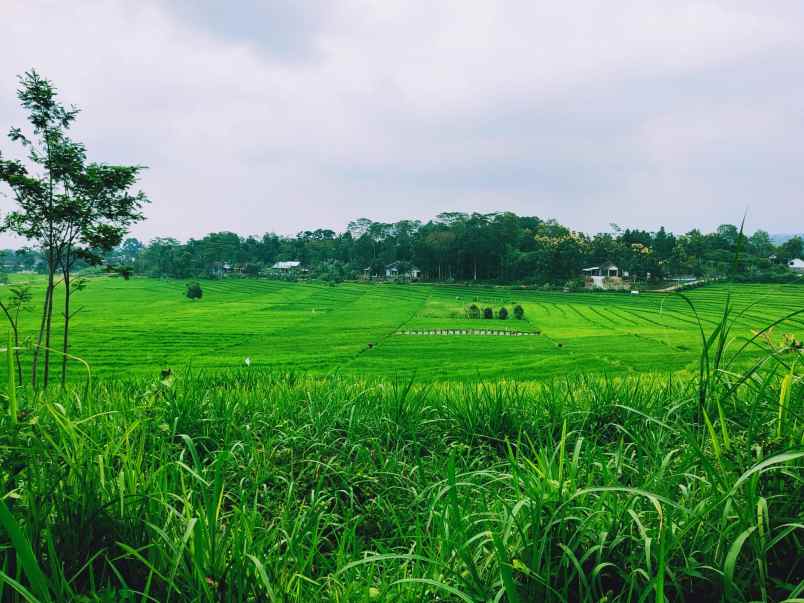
[4,212,803,285]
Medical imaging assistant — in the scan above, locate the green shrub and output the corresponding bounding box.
[186,282,203,300]
[513,304,524,319]
[467,304,481,319]
[483,307,493,319]
[498,307,508,319]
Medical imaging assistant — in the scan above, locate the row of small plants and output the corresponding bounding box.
[466,303,525,320]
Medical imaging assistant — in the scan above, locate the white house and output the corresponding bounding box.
[788,258,804,274]
[385,261,421,280]
[582,262,627,289]
[272,260,301,271]
[270,261,307,277]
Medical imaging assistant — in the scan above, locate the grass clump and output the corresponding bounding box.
[1,360,802,601]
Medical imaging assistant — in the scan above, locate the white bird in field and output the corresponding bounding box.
[244,356,252,366]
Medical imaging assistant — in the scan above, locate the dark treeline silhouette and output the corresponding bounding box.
[121,213,803,284]
[5,212,802,285]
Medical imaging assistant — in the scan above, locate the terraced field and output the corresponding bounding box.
[5,276,803,382]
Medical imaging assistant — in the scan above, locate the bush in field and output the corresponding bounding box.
[186,282,203,300]
[498,307,509,320]
[467,304,481,319]
[513,304,524,319]
[483,307,493,319]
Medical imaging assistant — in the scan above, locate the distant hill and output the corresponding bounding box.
[770,233,804,244]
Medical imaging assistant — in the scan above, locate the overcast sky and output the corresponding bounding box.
[1,1,803,245]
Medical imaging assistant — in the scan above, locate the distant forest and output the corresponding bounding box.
[3,212,803,285]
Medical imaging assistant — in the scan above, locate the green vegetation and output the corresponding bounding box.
[11,216,800,285]
[119,217,804,284]
[0,70,147,389]
[1,320,801,600]
[466,303,481,319]
[186,282,203,301]
[0,277,801,384]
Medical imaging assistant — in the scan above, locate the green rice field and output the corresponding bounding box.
[3,276,803,383]
[2,277,803,601]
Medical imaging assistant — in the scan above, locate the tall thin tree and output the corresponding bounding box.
[0,70,148,387]
[0,70,80,387]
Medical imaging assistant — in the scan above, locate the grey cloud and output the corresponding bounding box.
[151,0,331,60]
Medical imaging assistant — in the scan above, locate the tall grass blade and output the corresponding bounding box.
[723,526,756,596]
[777,369,793,438]
[6,330,17,425]
[0,499,51,602]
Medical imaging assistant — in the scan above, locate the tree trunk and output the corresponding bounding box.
[36,133,56,390]
[43,273,55,388]
[61,267,70,387]
[31,274,53,389]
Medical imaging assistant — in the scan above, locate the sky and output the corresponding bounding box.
[1,1,803,246]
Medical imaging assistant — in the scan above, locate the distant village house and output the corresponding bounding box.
[270,260,306,276]
[582,262,629,290]
[788,258,804,274]
[272,260,302,271]
[210,261,236,278]
[385,261,421,280]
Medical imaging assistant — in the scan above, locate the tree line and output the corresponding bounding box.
[114,216,802,284]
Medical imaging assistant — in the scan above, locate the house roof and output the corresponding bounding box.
[583,262,618,272]
[386,261,420,270]
[273,261,301,269]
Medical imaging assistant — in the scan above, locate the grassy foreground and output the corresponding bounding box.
[1,358,802,601]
